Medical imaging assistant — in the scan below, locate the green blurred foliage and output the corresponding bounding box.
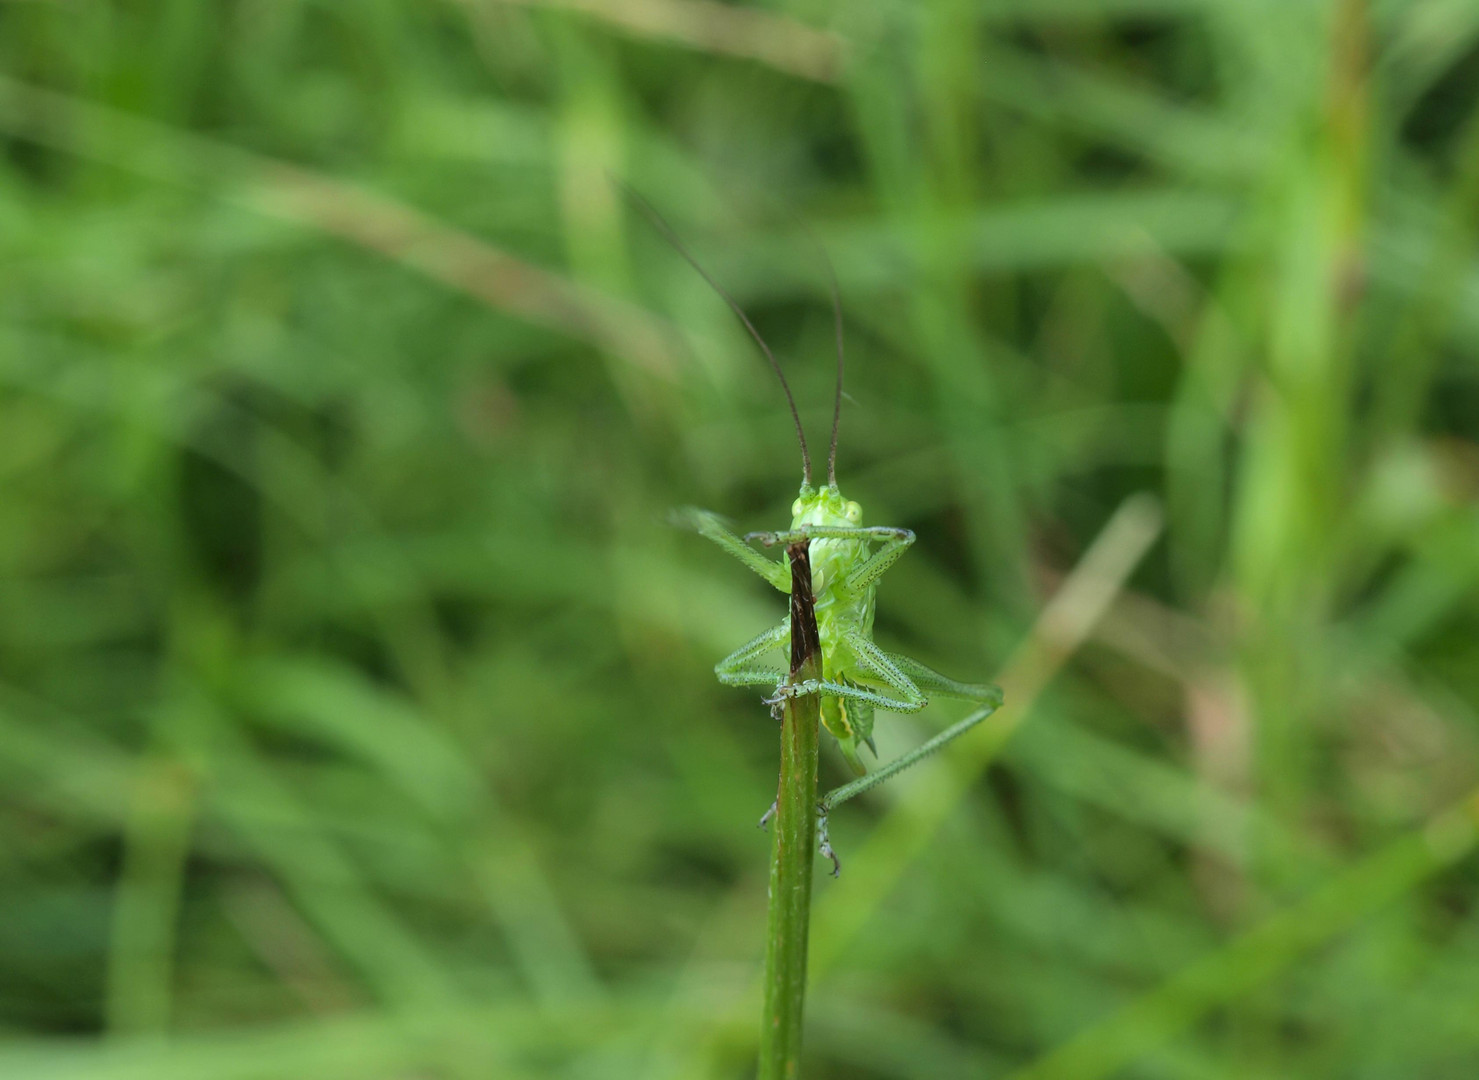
[2,1,1479,1077]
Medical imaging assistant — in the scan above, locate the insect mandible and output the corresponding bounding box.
[629,190,1003,874]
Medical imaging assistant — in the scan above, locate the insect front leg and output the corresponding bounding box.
[841,529,915,591]
[744,525,912,548]
[673,507,792,592]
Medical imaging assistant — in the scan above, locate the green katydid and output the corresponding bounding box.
[632,192,1003,874]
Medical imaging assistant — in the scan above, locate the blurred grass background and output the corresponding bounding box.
[3,0,1479,1077]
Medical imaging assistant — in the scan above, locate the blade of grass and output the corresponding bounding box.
[1009,789,1479,1080]
[469,0,843,83]
[0,75,682,379]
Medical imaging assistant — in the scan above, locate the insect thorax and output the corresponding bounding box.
[791,483,873,643]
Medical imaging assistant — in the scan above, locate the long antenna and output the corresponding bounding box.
[793,218,845,488]
[619,183,812,487]
[817,241,844,488]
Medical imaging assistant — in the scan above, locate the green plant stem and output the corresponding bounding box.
[759,540,822,1080]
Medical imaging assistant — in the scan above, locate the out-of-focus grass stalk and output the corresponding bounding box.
[759,540,822,1080]
[0,75,682,379]
[1232,0,1369,886]
[472,0,844,82]
[1010,789,1479,1080]
[105,752,196,1036]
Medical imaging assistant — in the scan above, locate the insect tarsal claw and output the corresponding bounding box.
[816,808,841,878]
[763,683,800,706]
[759,801,777,831]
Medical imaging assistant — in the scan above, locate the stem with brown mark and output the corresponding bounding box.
[758,539,822,1080]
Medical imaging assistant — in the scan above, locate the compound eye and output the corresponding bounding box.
[792,499,804,517]
[845,501,861,522]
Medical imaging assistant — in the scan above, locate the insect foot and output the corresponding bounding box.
[816,806,841,878]
[763,681,823,707]
[743,529,787,548]
[763,684,799,706]
[759,801,778,831]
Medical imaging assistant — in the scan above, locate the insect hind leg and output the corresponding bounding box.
[887,652,1003,707]
[758,801,777,830]
[811,697,1005,874]
[816,806,840,877]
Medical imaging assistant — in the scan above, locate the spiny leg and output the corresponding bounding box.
[841,529,914,591]
[812,652,1002,874]
[814,698,1005,876]
[744,524,911,549]
[821,701,1002,814]
[714,620,791,688]
[673,507,791,592]
[767,628,927,713]
[765,677,923,714]
[888,652,1004,707]
[847,632,929,708]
